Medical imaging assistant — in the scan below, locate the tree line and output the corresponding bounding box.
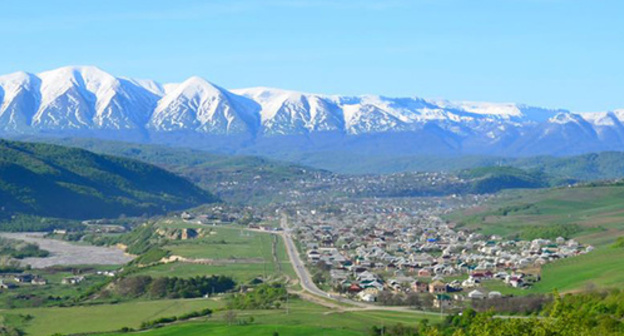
[113,275,235,299]
[371,289,624,336]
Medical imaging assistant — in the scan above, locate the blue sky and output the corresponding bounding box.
[1,0,622,111]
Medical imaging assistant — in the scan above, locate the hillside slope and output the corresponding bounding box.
[0,140,217,220]
[20,137,331,205]
[458,166,553,194]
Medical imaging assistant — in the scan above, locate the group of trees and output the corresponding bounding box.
[372,290,624,336]
[0,238,49,259]
[470,294,551,314]
[0,256,25,273]
[377,292,431,309]
[227,283,288,310]
[113,275,235,299]
[0,215,83,233]
[517,223,583,240]
[139,308,213,329]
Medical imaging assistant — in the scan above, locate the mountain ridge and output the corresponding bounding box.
[1,65,623,157]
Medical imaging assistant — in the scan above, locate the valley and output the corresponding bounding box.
[0,139,623,336]
[2,2,622,335]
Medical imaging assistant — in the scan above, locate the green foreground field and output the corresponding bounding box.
[2,297,440,336]
[1,298,222,335]
[98,299,441,336]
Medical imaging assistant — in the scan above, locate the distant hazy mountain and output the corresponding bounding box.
[1,66,623,157]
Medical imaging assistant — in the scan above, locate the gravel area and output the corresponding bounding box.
[0,232,134,268]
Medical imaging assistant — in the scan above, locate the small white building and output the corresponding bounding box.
[468,290,485,300]
[488,291,502,299]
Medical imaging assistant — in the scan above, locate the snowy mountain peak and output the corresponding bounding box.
[548,112,584,124]
[172,76,224,99]
[1,66,623,156]
[0,71,38,87]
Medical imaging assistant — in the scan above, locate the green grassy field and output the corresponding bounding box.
[1,296,441,336]
[136,224,296,283]
[0,298,223,336]
[103,323,361,336]
[98,299,442,336]
[164,226,273,259]
[449,185,624,295]
[449,186,624,246]
[481,246,624,295]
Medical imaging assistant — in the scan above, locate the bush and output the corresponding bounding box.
[227,283,288,310]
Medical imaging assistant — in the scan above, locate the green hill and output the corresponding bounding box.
[0,140,217,221]
[269,150,624,180]
[447,184,624,295]
[458,166,552,194]
[20,137,331,205]
[448,183,624,246]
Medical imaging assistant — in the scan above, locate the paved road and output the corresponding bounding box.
[279,215,334,299]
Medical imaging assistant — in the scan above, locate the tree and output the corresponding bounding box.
[223,310,237,326]
[405,293,421,308]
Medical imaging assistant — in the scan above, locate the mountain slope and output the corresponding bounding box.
[0,140,217,220]
[17,137,331,205]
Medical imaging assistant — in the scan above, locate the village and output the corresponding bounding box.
[286,197,593,309]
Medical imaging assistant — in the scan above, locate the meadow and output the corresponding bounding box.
[98,298,442,336]
[134,223,296,283]
[1,298,223,335]
[449,185,624,246]
[163,225,273,259]
[1,295,442,336]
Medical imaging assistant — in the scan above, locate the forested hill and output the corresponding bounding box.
[0,140,217,220]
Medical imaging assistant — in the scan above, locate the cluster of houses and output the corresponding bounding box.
[0,268,122,290]
[295,207,591,305]
[0,274,47,289]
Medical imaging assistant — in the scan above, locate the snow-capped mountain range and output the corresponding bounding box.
[1,66,623,157]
